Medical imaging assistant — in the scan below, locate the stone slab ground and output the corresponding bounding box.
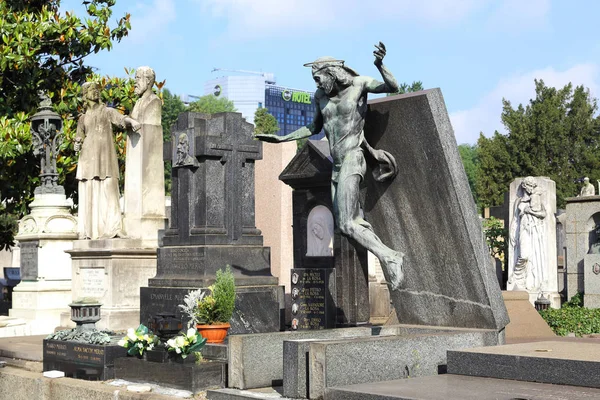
[448,340,600,388]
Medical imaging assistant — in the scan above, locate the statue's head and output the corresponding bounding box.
[521,176,537,194]
[81,82,101,103]
[177,133,190,154]
[135,66,155,96]
[584,177,590,184]
[304,57,359,94]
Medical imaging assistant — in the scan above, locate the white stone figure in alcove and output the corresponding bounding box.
[306,205,334,257]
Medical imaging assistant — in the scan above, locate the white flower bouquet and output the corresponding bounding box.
[165,328,207,359]
[118,324,159,356]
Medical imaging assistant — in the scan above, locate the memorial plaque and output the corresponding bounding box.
[19,240,39,280]
[80,268,106,299]
[290,268,336,330]
[43,339,127,380]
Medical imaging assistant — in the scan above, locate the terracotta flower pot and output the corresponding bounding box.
[196,323,230,343]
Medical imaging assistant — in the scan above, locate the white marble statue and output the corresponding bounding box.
[508,176,547,291]
[579,177,595,197]
[306,205,334,257]
[74,82,140,239]
[123,66,167,239]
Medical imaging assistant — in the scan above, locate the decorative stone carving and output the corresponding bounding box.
[174,133,197,167]
[306,205,334,257]
[579,177,595,197]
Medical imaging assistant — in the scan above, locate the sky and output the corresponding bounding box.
[60,0,600,145]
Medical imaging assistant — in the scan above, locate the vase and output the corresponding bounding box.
[196,323,230,343]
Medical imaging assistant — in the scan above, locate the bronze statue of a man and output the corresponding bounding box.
[256,42,404,288]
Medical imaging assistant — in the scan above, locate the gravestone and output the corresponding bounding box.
[361,89,508,332]
[564,195,600,301]
[140,112,284,334]
[280,140,370,327]
[507,177,560,308]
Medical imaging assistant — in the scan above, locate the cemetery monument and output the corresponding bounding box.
[580,177,595,197]
[67,71,166,331]
[9,94,79,334]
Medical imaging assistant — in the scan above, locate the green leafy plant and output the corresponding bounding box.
[118,324,159,356]
[195,266,236,325]
[482,217,508,262]
[165,328,207,359]
[538,292,600,337]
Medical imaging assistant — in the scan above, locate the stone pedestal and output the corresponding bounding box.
[507,177,560,308]
[140,112,284,334]
[65,239,157,331]
[565,196,600,301]
[9,193,78,334]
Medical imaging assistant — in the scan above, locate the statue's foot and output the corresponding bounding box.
[382,251,405,290]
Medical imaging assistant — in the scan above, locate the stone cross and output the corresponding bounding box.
[163,112,263,247]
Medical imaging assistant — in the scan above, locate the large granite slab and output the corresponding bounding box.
[325,375,600,400]
[228,326,374,389]
[308,328,499,399]
[447,340,600,388]
[362,90,508,331]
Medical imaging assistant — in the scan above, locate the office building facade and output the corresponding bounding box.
[203,74,324,139]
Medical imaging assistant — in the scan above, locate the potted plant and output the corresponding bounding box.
[195,266,236,343]
[118,324,159,358]
[165,328,207,362]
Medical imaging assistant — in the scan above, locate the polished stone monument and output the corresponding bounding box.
[9,94,78,334]
[362,90,508,331]
[140,111,284,334]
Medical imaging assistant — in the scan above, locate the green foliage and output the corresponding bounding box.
[458,144,480,208]
[253,107,279,136]
[477,80,600,208]
[296,137,309,153]
[0,0,131,249]
[538,293,600,337]
[482,217,507,261]
[0,211,18,251]
[387,81,424,96]
[188,95,237,114]
[195,266,236,325]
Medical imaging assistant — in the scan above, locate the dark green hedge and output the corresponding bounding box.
[539,293,600,337]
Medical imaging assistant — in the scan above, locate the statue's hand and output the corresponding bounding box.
[74,139,82,153]
[255,133,282,143]
[130,120,141,133]
[373,41,386,66]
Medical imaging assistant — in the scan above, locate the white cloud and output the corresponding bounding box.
[449,63,600,145]
[127,0,177,44]
[195,0,488,40]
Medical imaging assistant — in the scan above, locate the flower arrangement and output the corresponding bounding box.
[118,324,159,356]
[165,328,207,359]
[195,266,235,325]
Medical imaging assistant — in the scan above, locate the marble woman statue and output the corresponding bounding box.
[74,82,140,239]
[508,176,547,291]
